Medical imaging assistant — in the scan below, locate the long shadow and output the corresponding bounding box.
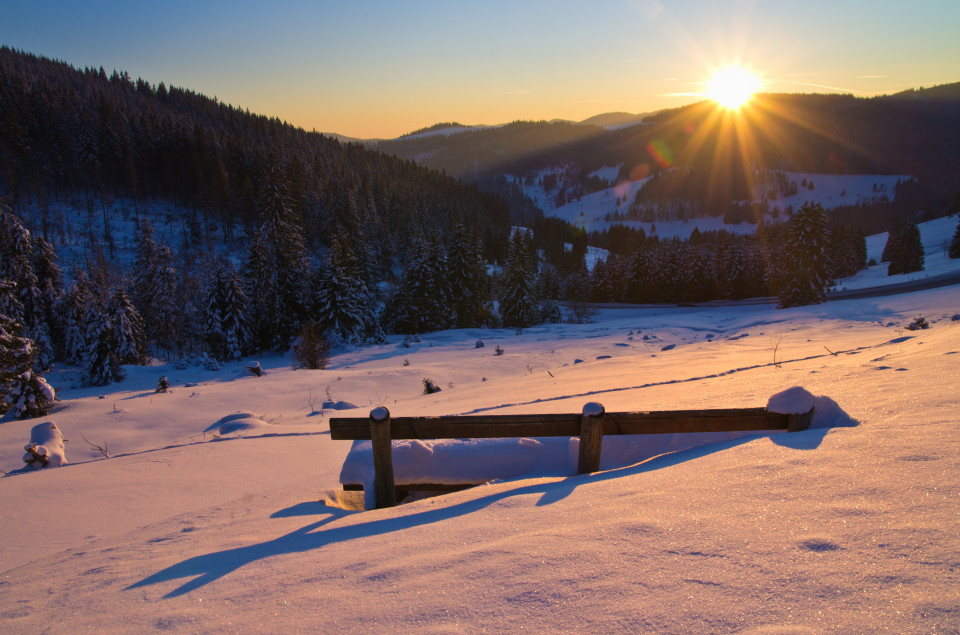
[127,423,839,599]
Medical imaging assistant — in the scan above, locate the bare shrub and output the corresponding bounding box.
[293,322,331,370]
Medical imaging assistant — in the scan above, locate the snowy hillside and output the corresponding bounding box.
[517,169,911,240]
[834,214,960,291]
[1,259,958,630]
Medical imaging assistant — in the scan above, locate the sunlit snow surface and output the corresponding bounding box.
[0,228,958,631]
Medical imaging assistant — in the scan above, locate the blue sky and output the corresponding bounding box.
[2,0,957,138]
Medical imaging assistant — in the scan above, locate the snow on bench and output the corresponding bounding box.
[331,392,815,509]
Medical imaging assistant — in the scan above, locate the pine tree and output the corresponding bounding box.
[447,225,488,328]
[948,217,960,259]
[881,216,905,264]
[0,313,55,418]
[203,259,250,361]
[388,238,447,334]
[777,202,831,308]
[60,274,91,364]
[888,222,924,275]
[81,292,120,386]
[243,164,311,350]
[108,287,147,365]
[498,230,539,329]
[313,229,377,343]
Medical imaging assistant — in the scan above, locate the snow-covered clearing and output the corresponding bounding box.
[1,276,958,631]
[517,170,912,240]
[834,214,960,291]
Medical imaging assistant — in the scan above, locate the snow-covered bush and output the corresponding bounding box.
[4,369,56,419]
[22,421,66,468]
[422,378,442,394]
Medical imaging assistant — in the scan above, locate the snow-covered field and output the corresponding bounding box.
[519,169,912,240]
[1,269,958,630]
[834,214,960,291]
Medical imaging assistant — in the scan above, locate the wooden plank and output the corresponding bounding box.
[330,413,582,440]
[343,483,483,492]
[330,408,794,441]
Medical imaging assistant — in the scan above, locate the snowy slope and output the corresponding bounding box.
[834,214,960,291]
[520,170,913,240]
[1,279,958,631]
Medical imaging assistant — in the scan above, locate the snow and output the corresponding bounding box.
[832,214,960,291]
[518,169,916,241]
[19,421,67,469]
[0,223,958,632]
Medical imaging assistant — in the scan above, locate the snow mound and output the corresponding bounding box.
[322,400,358,411]
[22,421,67,468]
[203,413,272,436]
[766,387,859,429]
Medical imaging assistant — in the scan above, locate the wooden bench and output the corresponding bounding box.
[329,402,813,508]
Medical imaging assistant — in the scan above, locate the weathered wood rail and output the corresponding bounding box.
[330,403,813,508]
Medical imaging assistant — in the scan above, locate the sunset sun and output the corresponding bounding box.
[707,67,761,110]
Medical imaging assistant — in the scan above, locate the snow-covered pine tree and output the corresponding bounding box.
[203,258,250,360]
[219,264,250,360]
[0,313,55,418]
[313,229,376,343]
[81,291,121,386]
[388,237,447,334]
[498,229,539,329]
[887,222,924,275]
[131,219,159,326]
[109,287,147,365]
[244,163,312,350]
[777,202,831,308]
[949,216,960,259]
[448,225,486,328]
[60,274,91,364]
[150,245,178,357]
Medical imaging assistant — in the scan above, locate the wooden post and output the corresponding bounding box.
[577,402,605,475]
[369,407,397,508]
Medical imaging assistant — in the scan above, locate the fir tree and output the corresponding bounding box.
[313,229,376,343]
[777,202,831,308]
[887,222,924,275]
[60,274,91,364]
[244,164,311,350]
[498,230,539,329]
[948,216,960,259]
[0,313,55,418]
[203,259,250,360]
[388,237,447,334]
[108,287,147,365]
[447,225,488,328]
[81,292,121,386]
[881,216,905,264]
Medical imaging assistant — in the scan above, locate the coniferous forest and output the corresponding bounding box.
[0,47,876,407]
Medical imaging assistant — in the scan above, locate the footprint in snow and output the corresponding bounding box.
[798,539,841,552]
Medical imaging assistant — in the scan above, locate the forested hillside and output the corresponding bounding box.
[0,46,511,263]
[379,86,960,230]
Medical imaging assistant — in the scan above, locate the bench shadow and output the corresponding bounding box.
[127,424,840,599]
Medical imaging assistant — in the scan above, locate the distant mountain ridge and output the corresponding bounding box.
[374,84,960,229]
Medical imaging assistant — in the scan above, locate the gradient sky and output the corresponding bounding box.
[2,0,957,139]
